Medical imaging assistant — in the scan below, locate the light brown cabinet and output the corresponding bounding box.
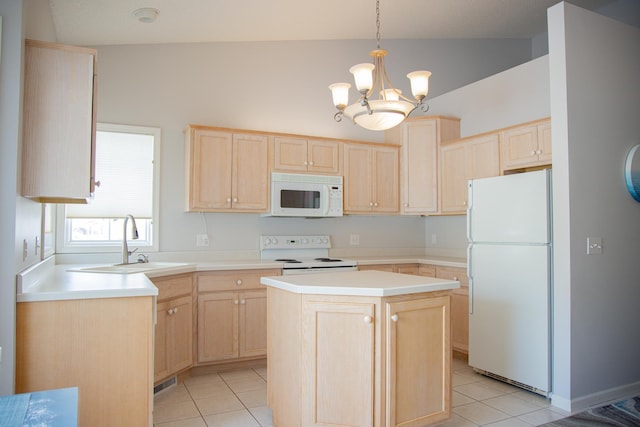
[440,133,501,214]
[359,263,419,275]
[269,289,451,427]
[153,274,193,384]
[16,296,154,427]
[386,117,460,215]
[273,136,341,174]
[22,39,98,203]
[500,118,552,171]
[184,126,269,212]
[435,266,469,355]
[196,269,279,364]
[344,143,399,214]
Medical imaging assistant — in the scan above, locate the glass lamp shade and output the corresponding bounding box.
[349,63,375,92]
[381,88,401,101]
[407,71,431,99]
[328,83,351,109]
[343,99,416,131]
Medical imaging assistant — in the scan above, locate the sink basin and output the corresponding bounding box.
[70,262,192,274]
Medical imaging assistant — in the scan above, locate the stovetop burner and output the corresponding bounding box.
[275,258,302,263]
[260,235,357,272]
[314,257,343,262]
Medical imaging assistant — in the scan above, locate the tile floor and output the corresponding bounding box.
[153,358,570,426]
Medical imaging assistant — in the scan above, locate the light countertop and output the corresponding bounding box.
[16,255,465,302]
[261,270,460,297]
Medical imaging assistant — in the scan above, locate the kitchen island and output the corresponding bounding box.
[261,270,459,427]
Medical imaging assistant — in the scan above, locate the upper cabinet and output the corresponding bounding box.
[272,136,341,175]
[385,116,461,215]
[343,143,399,214]
[184,126,269,212]
[440,133,501,214]
[22,40,98,203]
[500,118,552,171]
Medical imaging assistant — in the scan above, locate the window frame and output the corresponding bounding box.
[55,123,161,254]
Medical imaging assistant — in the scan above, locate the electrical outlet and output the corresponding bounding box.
[350,234,360,246]
[196,234,210,247]
[23,239,28,261]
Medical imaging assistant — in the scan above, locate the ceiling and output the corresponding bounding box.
[48,0,614,46]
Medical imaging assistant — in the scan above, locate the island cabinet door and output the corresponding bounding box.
[385,296,451,427]
[302,299,376,427]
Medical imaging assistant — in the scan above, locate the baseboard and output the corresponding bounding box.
[552,380,640,413]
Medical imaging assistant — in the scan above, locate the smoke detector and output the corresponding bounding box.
[133,8,159,24]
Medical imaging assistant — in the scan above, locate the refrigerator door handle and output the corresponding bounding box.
[467,181,473,242]
[467,244,473,314]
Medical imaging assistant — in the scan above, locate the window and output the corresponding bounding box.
[56,123,160,253]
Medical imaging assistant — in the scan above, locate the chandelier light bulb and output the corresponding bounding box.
[349,63,375,93]
[407,71,432,100]
[328,83,351,110]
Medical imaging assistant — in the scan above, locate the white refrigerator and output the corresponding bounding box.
[467,169,551,395]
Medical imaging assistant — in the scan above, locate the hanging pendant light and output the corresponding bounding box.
[329,0,431,131]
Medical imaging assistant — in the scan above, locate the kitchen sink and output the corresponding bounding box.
[69,262,192,274]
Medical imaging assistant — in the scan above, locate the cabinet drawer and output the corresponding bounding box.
[154,274,193,302]
[197,269,280,292]
[418,264,436,277]
[395,264,419,275]
[436,266,469,287]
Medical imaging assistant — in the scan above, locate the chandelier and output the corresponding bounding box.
[329,0,431,131]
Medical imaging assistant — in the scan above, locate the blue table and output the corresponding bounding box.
[0,387,78,426]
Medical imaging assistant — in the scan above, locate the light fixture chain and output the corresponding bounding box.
[376,0,381,49]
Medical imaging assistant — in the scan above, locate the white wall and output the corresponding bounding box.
[549,2,640,412]
[0,0,23,396]
[93,38,533,255]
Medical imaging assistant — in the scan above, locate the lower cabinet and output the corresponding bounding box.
[153,274,193,384]
[269,289,451,427]
[16,296,154,427]
[196,269,279,364]
[434,266,469,355]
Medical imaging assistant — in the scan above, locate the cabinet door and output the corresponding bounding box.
[468,134,500,180]
[344,144,373,213]
[396,264,419,275]
[232,133,269,211]
[273,136,308,172]
[418,265,436,278]
[197,292,239,363]
[187,129,234,210]
[239,290,268,358]
[22,40,97,203]
[451,289,469,354]
[170,295,193,373]
[402,120,438,214]
[436,266,468,354]
[440,142,468,214]
[501,124,539,170]
[308,140,341,174]
[302,300,375,427]
[538,120,552,164]
[154,301,170,382]
[373,146,400,213]
[386,296,451,427]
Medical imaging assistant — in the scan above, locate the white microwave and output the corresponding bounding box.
[269,173,343,217]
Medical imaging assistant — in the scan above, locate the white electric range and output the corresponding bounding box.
[260,235,357,275]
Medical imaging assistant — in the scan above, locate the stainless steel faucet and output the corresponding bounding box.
[122,214,139,265]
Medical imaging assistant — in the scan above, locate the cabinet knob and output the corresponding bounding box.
[236,279,243,286]
[369,202,374,207]
[240,299,246,304]
[167,308,173,315]
[404,203,409,208]
[173,307,178,314]
[537,149,543,155]
[304,161,308,166]
[233,197,238,203]
[94,180,101,188]
[226,197,232,203]
[363,315,373,324]
[234,300,239,305]
[531,150,536,155]
[391,314,399,322]
[453,276,458,281]
[309,161,314,166]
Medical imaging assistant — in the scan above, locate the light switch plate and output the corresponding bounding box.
[587,237,602,255]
